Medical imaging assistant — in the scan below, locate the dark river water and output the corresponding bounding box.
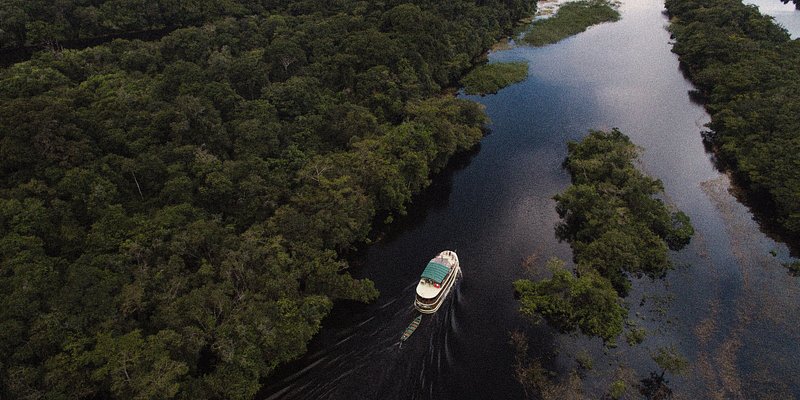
[260,0,800,398]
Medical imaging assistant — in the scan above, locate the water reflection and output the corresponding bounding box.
[376,143,483,243]
[261,0,800,397]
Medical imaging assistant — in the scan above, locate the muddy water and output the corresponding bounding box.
[260,0,800,398]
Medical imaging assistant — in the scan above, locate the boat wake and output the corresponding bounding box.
[261,279,463,400]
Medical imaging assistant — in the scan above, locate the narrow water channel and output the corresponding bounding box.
[260,0,800,398]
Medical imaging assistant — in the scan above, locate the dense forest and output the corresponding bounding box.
[0,1,536,398]
[0,0,545,50]
[515,130,694,343]
[665,0,800,239]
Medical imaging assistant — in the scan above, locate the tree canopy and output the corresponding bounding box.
[666,0,800,239]
[515,130,693,343]
[0,1,536,398]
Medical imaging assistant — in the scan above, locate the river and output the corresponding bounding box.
[259,0,800,398]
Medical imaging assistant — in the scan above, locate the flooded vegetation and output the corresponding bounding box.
[515,128,694,343]
[523,0,621,46]
[461,62,529,95]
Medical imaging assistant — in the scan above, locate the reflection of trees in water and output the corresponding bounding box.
[639,345,687,400]
[370,142,482,243]
[639,372,673,400]
[510,331,584,400]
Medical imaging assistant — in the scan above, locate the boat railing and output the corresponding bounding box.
[416,295,439,305]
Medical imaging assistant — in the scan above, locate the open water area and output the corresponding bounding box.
[260,0,800,398]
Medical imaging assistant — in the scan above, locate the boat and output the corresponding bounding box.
[401,314,422,342]
[414,250,460,314]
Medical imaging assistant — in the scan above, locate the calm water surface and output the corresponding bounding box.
[260,0,800,398]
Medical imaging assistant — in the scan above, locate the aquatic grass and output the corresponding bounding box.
[461,62,528,95]
[523,0,620,47]
[784,261,800,276]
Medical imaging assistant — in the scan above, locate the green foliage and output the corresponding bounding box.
[665,211,694,251]
[461,62,528,95]
[515,130,694,344]
[575,349,594,370]
[666,0,800,238]
[88,330,188,399]
[0,0,537,398]
[625,321,647,345]
[523,0,620,47]
[556,129,693,295]
[510,331,585,399]
[609,379,627,399]
[515,258,626,342]
[784,261,800,277]
[652,345,689,376]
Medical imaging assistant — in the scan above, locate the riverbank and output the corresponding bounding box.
[666,0,800,247]
[461,62,529,95]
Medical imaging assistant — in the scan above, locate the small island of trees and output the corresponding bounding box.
[515,129,694,343]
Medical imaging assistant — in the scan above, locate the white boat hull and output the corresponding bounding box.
[414,251,460,314]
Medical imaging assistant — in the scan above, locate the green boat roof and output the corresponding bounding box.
[421,261,450,283]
